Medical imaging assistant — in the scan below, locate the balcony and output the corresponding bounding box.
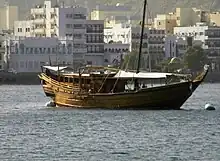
[86,29,103,34]
[72,48,87,53]
[132,33,148,39]
[73,38,86,43]
[33,28,46,34]
[205,30,220,38]
[31,8,45,14]
[73,14,86,20]
[205,40,220,48]
[73,53,84,58]
[32,18,45,24]
[86,40,104,44]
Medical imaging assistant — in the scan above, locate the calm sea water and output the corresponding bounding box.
[0,84,220,161]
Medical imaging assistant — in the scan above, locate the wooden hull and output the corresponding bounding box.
[42,84,55,97]
[39,73,74,98]
[54,80,201,110]
[40,65,209,110]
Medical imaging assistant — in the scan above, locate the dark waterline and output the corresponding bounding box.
[0,84,220,160]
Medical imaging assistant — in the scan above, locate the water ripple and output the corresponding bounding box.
[0,84,220,160]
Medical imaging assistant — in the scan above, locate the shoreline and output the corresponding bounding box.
[1,72,220,85]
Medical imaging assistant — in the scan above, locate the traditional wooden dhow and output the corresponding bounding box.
[49,65,209,110]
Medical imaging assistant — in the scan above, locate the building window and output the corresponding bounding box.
[29,48,33,54]
[25,28,30,32]
[66,24,72,28]
[34,61,38,68]
[73,14,86,19]
[20,61,24,68]
[67,44,72,54]
[28,61,33,69]
[19,44,25,54]
[158,22,161,25]
[52,48,56,53]
[73,24,83,29]
[18,28,22,32]
[26,48,29,54]
[39,48,43,53]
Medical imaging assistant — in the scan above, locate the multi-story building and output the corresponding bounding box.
[165,36,203,59]
[164,36,178,58]
[104,43,129,66]
[0,4,18,31]
[14,1,87,38]
[85,20,104,65]
[209,12,220,26]
[90,4,134,28]
[154,13,177,34]
[104,24,165,67]
[7,31,105,73]
[175,8,209,27]
[12,1,105,70]
[154,7,210,31]
[174,23,208,47]
[104,24,131,44]
[164,36,199,58]
[174,23,220,71]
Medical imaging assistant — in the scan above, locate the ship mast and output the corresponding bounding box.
[136,0,147,73]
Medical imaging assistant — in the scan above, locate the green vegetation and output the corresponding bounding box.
[156,46,208,73]
[155,57,183,73]
[183,46,208,72]
[121,46,208,73]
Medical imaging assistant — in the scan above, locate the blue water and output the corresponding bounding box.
[0,84,220,161]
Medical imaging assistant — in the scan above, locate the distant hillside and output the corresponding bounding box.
[2,0,220,20]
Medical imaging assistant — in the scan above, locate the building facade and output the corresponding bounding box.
[12,1,105,71]
[175,8,209,27]
[14,1,87,38]
[154,13,177,34]
[174,23,220,71]
[7,32,105,73]
[0,4,18,31]
[104,43,129,66]
[90,5,134,28]
[0,34,6,70]
[174,23,208,47]
[104,24,165,67]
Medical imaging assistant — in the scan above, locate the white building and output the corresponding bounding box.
[11,1,105,72]
[104,24,166,67]
[90,5,134,28]
[14,1,87,38]
[174,23,207,48]
[174,23,220,70]
[7,31,105,73]
[104,43,129,66]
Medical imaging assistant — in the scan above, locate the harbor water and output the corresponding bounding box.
[0,84,220,160]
